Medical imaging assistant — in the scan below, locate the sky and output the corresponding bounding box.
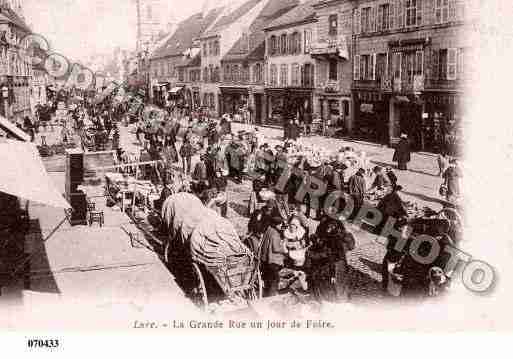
[23,0,207,61]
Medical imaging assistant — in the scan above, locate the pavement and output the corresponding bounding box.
[0,171,198,330]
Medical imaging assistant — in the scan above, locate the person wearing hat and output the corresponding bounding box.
[442,159,462,204]
[369,166,391,193]
[347,168,367,221]
[393,133,411,170]
[260,214,288,297]
[208,168,229,218]
[191,153,209,194]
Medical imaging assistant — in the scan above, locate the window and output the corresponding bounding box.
[214,40,220,56]
[178,68,185,82]
[270,36,277,55]
[290,32,301,54]
[435,0,449,23]
[233,64,240,82]
[223,64,230,82]
[354,55,360,80]
[359,55,374,80]
[392,52,402,80]
[209,65,214,83]
[376,53,388,81]
[280,34,287,54]
[168,63,173,75]
[328,59,338,81]
[270,64,278,86]
[328,14,338,36]
[447,48,457,80]
[214,66,220,82]
[405,0,421,27]
[361,7,371,33]
[146,5,152,20]
[378,3,390,31]
[203,67,208,82]
[254,63,263,83]
[291,63,300,86]
[304,29,312,53]
[280,64,288,86]
[203,44,208,57]
[303,63,314,87]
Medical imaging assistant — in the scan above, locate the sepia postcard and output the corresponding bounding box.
[0,0,512,355]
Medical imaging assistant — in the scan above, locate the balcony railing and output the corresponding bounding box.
[310,37,348,59]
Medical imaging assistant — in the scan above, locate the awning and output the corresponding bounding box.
[0,139,70,208]
[168,86,183,94]
[0,116,30,141]
[157,82,169,88]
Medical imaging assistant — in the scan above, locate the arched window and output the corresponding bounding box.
[214,66,220,82]
[203,67,208,82]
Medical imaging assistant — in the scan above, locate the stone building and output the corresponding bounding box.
[220,0,298,124]
[198,0,269,115]
[311,0,353,133]
[263,0,318,126]
[351,0,477,152]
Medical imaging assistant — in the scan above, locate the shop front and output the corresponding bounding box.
[422,92,463,156]
[316,92,351,136]
[389,94,424,150]
[353,90,389,145]
[265,88,313,127]
[168,86,185,108]
[220,87,248,116]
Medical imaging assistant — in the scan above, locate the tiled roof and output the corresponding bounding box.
[264,0,317,31]
[152,8,222,60]
[202,0,262,38]
[222,0,299,62]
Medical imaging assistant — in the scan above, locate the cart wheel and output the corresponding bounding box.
[191,262,208,309]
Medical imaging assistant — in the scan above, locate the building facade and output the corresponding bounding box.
[311,0,353,133]
[220,0,299,124]
[199,0,269,115]
[263,1,317,126]
[0,5,32,120]
[352,0,476,152]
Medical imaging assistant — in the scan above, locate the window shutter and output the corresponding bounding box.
[377,5,383,32]
[447,48,457,80]
[354,8,361,35]
[372,53,377,80]
[417,0,422,25]
[354,55,360,80]
[396,0,404,29]
[370,7,376,32]
[431,49,439,80]
[416,50,424,75]
[390,1,395,28]
[449,0,456,21]
[398,52,402,80]
[385,52,389,77]
[456,48,464,79]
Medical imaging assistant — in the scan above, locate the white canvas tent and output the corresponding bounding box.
[0,139,70,208]
[0,116,30,141]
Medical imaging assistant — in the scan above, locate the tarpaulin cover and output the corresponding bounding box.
[190,211,250,268]
[0,139,70,208]
[161,192,250,267]
[161,192,206,244]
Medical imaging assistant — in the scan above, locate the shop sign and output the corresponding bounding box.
[324,80,339,93]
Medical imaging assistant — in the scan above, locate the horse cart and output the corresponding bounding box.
[161,193,262,309]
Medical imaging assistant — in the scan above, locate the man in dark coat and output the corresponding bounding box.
[347,168,367,220]
[393,134,411,170]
